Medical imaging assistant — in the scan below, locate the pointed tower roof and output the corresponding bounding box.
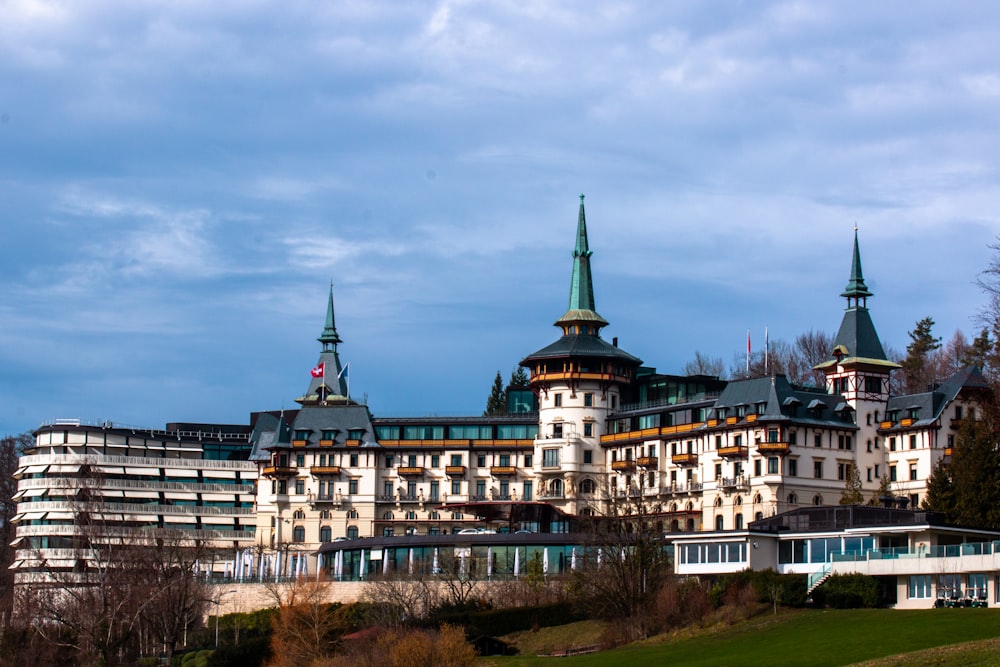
[318,282,342,348]
[554,195,609,332]
[522,196,641,368]
[815,230,899,372]
[297,284,351,405]
[841,228,873,300]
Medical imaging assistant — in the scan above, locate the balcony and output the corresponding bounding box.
[757,441,790,455]
[292,439,308,448]
[637,456,658,469]
[319,439,334,447]
[397,467,425,476]
[671,452,698,466]
[662,481,703,495]
[310,465,341,475]
[262,465,297,477]
[719,476,749,491]
[611,460,636,472]
[490,466,517,476]
[717,445,748,459]
[445,466,466,476]
[310,493,343,506]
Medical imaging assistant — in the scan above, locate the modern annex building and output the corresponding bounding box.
[10,196,988,587]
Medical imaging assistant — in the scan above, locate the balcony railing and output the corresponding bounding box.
[671,452,698,465]
[719,476,749,491]
[757,442,790,455]
[310,466,342,475]
[611,460,636,472]
[262,465,297,477]
[490,466,517,475]
[637,456,658,469]
[445,466,466,476]
[717,445,748,458]
[397,467,425,476]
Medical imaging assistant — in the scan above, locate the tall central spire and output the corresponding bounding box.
[841,228,873,308]
[555,195,608,336]
[318,282,342,350]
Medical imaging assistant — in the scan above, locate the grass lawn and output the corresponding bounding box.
[480,609,1000,666]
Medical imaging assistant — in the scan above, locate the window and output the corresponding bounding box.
[477,454,486,467]
[838,463,848,481]
[543,449,559,467]
[430,481,439,501]
[735,514,744,529]
[552,423,563,438]
[431,454,440,467]
[348,509,358,519]
[293,509,305,520]
[909,435,917,450]
[451,480,461,495]
[583,450,592,464]
[754,459,762,476]
[787,458,797,476]
[295,479,305,495]
[866,376,882,393]
[523,480,533,501]
[910,464,918,481]
[890,465,897,482]
[715,435,722,449]
[814,461,823,479]
[789,431,797,445]
[580,479,596,494]
[715,463,722,479]
[956,405,964,420]
[384,481,393,498]
[476,480,486,498]
[350,453,358,466]
[277,480,287,494]
[554,393,562,407]
[584,393,593,407]
[768,429,779,443]
[715,515,724,530]
[347,526,359,539]
[450,454,462,466]
[319,526,332,542]
[499,479,509,497]
[909,574,931,599]
[525,454,533,467]
[296,453,305,467]
[584,422,593,437]
[734,434,743,447]
[292,526,305,542]
[499,454,510,466]
[889,437,896,451]
[348,479,358,494]
[384,455,394,468]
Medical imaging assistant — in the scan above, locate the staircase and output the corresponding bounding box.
[807,564,833,596]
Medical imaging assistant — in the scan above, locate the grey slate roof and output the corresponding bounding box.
[520,333,643,365]
[713,375,855,428]
[884,366,990,428]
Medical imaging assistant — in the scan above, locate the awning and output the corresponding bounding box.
[19,512,46,521]
[163,469,198,478]
[20,465,48,475]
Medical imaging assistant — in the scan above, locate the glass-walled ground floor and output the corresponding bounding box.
[317,533,674,582]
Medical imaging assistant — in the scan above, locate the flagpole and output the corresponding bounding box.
[765,325,769,375]
[746,329,750,377]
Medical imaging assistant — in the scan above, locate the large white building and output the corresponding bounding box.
[11,196,990,581]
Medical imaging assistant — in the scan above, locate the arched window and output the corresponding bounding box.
[813,495,823,506]
[451,511,463,520]
[320,509,331,519]
[753,493,762,504]
[715,515,724,530]
[405,510,416,520]
[734,496,743,506]
[292,525,305,542]
[686,518,695,531]
[346,525,359,539]
[685,501,694,511]
[714,497,723,508]
[383,527,394,537]
[580,507,594,517]
[579,478,596,494]
[383,511,394,520]
[735,514,744,529]
[551,479,564,496]
[347,509,359,519]
[669,502,677,512]
[787,493,797,505]
[293,509,305,520]
[670,519,679,532]
[319,526,332,542]
[430,511,440,520]
[755,511,764,521]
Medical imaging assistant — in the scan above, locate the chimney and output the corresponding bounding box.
[613,337,618,347]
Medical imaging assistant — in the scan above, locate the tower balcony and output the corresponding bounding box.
[636,456,658,469]
[719,475,749,491]
[611,460,636,472]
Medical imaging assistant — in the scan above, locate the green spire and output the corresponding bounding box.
[318,282,342,349]
[555,195,608,334]
[841,228,873,303]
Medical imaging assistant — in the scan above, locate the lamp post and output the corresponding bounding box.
[215,589,237,648]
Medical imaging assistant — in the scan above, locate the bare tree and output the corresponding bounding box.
[682,351,726,378]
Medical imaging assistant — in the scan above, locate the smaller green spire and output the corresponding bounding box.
[841,228,873,303]
[556,194,608,334]
[318,282,342,349]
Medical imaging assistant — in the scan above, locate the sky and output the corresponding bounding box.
[3,1,1000,436]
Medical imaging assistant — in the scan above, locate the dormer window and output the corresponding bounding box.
[756,402,766,415]
[294,430,310,441]
[348,428,365,440]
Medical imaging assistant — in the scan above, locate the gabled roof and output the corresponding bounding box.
[712,375,854,428]
[884,366,990,427]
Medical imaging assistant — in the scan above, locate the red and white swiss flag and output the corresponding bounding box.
[310,363,325,378]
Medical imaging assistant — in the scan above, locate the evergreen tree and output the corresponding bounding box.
[871,474,893,506]
[483,371,507,416]
[923,414,1000,529]
[509,366,529,388]
[839,463,864,505]
[901,317,942,394]
[922,459,956,517]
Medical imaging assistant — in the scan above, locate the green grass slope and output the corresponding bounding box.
[482,609,1000,667]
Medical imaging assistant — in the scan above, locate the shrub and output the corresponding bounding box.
[813,574,881,608]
